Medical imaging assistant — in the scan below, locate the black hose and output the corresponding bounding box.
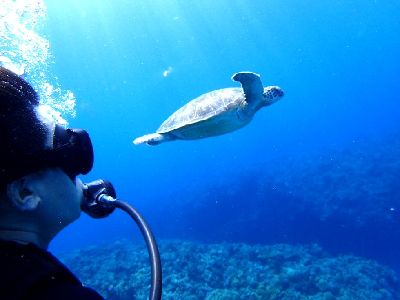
[114,200,162,300]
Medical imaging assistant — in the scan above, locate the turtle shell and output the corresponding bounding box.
[157,87,246,133]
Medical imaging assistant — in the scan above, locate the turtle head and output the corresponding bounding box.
[262,86,284,106]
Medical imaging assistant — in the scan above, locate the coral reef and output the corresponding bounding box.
[60,239,399,300]
[148,131,400,268]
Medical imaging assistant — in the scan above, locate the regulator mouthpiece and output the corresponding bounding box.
[82,179,116,218]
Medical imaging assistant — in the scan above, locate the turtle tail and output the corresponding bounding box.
[133,133,174,146]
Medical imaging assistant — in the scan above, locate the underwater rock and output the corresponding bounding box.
[268,132,400,225]
[60,239,399,300]
[150,131,400,268]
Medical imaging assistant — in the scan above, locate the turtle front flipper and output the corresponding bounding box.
[231,72,264,105]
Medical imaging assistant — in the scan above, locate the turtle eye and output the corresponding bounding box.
[272,87,284,98]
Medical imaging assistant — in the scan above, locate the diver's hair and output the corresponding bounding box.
[0,67,39,106]
[0,67,48,188]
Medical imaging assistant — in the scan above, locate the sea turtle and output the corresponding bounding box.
[133,71,284,146]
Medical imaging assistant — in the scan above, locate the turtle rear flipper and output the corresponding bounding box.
[133,133,175,146]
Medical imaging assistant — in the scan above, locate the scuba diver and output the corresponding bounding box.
[0,67,161,300]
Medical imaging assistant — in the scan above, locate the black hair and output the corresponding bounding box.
[0,67,49,190]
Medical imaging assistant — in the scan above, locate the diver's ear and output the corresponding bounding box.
[6,177,41,211]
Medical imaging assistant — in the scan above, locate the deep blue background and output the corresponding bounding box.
[43,0,400,271]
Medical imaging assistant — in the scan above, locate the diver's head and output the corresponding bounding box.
[0,66,93,190]
[0,67,93,247]
[263,86,284,106]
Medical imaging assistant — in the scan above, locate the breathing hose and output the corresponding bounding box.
[82,180,162,300]
[113,198,162,300]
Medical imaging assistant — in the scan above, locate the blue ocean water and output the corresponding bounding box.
[42,0,400,262]
[2,0,400,296]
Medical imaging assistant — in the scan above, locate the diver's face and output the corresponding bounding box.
[34,168,83,234]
